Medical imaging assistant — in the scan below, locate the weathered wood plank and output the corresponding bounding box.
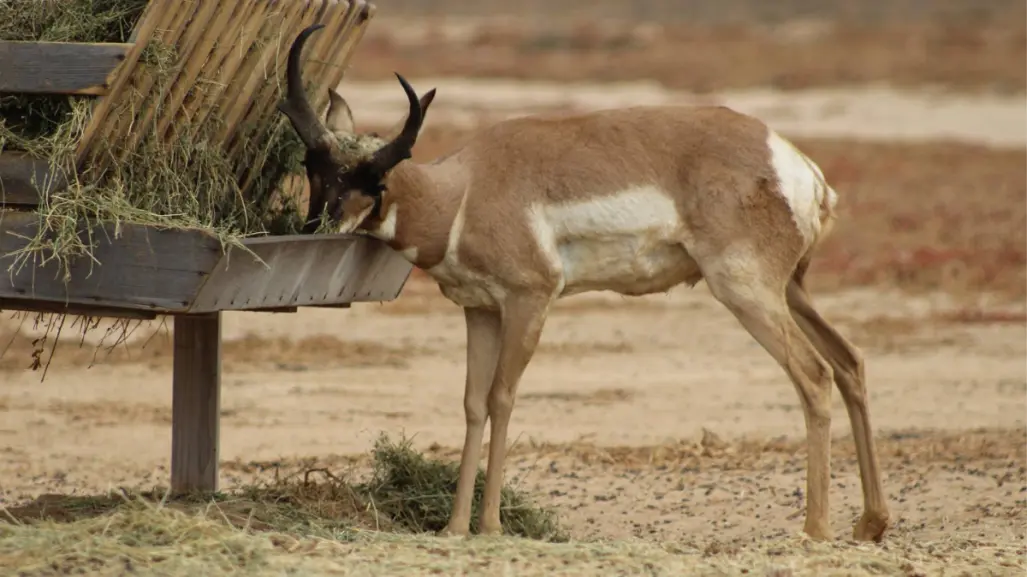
[74,0,177,169]
[186,234,413,312]
[0,42,130,95]
[151,0,243,145]
[110,0,203,164]
[216,0,312,144]
[171,313,221,494]
[0,154,68,207]
[0,211,222,311]
[165,0,256,145]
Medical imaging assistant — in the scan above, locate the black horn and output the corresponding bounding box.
[277,24,331,149]
[369,73,424,174]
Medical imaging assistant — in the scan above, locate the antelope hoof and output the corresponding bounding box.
[803,521,834,542]
[479,521,504,537]
[437,524,469,539]
[853,512,890,542]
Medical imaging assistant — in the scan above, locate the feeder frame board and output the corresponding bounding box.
[0,0,409,494]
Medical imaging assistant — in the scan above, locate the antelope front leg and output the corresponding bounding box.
[441,307,502,537]
[479,295,551,535]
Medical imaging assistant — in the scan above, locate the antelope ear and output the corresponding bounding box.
[325,89,355,135]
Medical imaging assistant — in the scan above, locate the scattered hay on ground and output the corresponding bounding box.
[2,497,1021,576]
[1,434,1024,576]
[3,434,564,540]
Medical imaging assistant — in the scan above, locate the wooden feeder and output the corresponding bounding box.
[0,0,412,493]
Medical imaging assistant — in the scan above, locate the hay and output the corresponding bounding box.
[0,0,147,142]
[0,0,311,283]
[3,493,1021,577]
[1,436,1022,576]
[358,433,566,541]
[2,433,564,541]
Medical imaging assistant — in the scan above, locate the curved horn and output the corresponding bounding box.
[369,73,424,174]
[277,24,331,149]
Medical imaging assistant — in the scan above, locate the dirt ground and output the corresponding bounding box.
[2,5,1027,574]
[1,285,1025,573]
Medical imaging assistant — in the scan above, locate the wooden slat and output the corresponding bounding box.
[86,0,192,174]
[116,0,211,160]
[151,0,243,143]
[0,211,222,312]
[179,0,268,145]
[187,234,413,312]
[233,0,362,194]
[319,1,375,105]
[0,42,130,95]
[0,154,68,206]
[73,0,177,169]
[171,312,221,494]
[215,0,314,144]
[164,0,257,144]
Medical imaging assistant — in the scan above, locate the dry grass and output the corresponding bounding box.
[2,496,1022,576]
[0,0,147,141]
[1,435,575,575]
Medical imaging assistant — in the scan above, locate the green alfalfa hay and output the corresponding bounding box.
[0,0,149,143]
[355,433,567,541]
[1,434,566,543]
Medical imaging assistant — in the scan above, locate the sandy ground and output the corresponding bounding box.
[1,77,1026,565]
[1,284,1025,547]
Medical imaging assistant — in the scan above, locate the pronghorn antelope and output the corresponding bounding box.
[278,24,890,542]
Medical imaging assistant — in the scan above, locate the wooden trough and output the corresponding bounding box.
[0,0,413,493]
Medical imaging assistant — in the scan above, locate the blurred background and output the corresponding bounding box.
[341,0,1027,296]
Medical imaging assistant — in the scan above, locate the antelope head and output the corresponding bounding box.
[277,24,435,234]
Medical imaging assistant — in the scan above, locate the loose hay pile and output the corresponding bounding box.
[3,434,564,542]
[359,434,564,539]
[0,0,326,278]
[1,435,569,574]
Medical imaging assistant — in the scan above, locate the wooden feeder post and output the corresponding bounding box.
[0,0,410,494]
[171,313,223,492]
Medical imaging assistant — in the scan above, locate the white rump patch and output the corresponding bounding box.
[766,130,831,244]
